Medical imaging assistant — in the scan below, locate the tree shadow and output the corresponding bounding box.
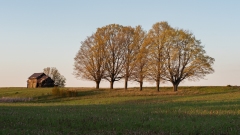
[30,90,103,103]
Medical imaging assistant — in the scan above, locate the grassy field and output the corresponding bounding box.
[1,86,240,134]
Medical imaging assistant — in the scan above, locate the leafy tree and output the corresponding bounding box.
[146,22,172,91]
[43,67,66,87]
[96,24,126,89]
[74,22,214,91]
[122,26,136,90]
[130,26,148,91]
[73,34,106,89]
[163,29,215,91]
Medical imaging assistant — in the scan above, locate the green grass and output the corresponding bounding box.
[1,86,240,134]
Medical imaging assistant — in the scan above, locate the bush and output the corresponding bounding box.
[227,85,232,87]
[52,86,60,96]
[66,90,78,97]
[52,87,78,97]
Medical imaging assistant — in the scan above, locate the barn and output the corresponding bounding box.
[27,73,54,88]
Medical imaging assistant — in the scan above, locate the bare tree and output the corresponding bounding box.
[74,34,105,89]
[163,29,215,91]
[43,67,66,87]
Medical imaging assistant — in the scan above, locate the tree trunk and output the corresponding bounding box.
[95,81,100,89]
[139,81,143,91]
[125,68,129,90]
[124,77,128,90]
[156,80,160,92]
[110,81,114,89]
[173,83,179,92]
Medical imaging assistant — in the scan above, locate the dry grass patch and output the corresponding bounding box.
[0,97,33,102]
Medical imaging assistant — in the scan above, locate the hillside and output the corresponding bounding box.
[1,86,240,134]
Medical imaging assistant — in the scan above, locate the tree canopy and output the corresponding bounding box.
[43,67,66,87]
[74,34,105,89]
[74,22,214,91]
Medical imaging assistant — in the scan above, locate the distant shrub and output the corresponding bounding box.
[67,90,78,97]
[52,87,78,97]
[59,89,66,97]
[227,85,232,87]
[52,86,60,96]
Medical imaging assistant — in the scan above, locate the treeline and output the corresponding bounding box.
[74,22,214,91]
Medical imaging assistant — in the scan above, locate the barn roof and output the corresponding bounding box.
[28,73,45,79]
[37,75,51,83]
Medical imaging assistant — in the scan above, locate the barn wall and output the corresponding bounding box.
[32,79,37,88]
[27,79,37,88]
[27,79,32,88]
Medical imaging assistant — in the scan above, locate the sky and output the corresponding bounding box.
[0,0,240,88]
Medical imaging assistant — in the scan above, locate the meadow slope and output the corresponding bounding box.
[1,86,240,134]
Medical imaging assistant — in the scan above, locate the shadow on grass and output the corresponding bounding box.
[121,96,240,111]
[31,90,103,103]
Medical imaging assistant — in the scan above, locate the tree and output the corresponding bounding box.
[163,29,215,91]
[43,67,66,87]
[73,34,106,89]
[130,26,148,91]
[146,22,172,91]
[122,26,136,90]
[96,24,126,89]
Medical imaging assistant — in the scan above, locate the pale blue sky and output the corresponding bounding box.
[0,1,240,87]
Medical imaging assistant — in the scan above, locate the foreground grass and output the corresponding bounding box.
[0,86,240,134]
